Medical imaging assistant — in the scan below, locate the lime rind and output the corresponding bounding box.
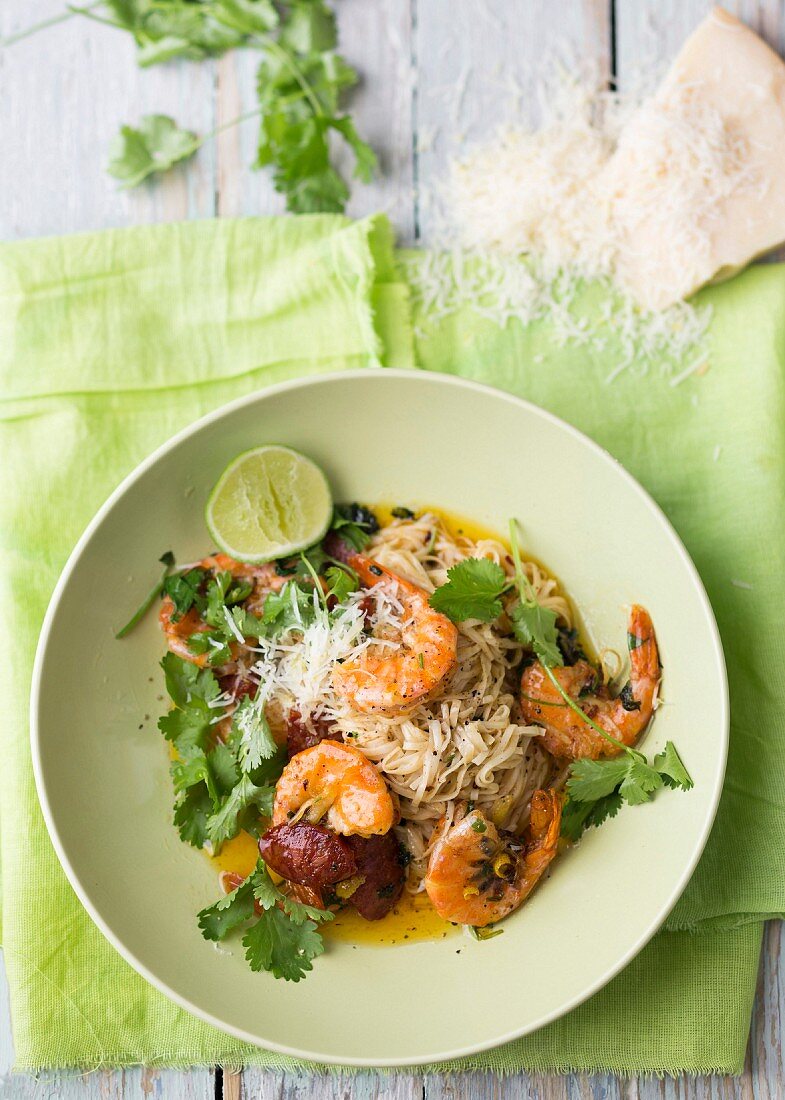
[205,445,332,563]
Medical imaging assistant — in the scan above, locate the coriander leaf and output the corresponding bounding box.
[653,741,694,791]
[231,606,267,638]
[173,786,213,848]
[619,758,664,806]
[253,865,333,925]
[329,115,378,183]
[278,0,336,53]
[242,906,325,980]
[259,580,317,635]
[232,695,278,772]
[280,893,333,926]
[207,774,274,846]
[198,875,257,941]
[184,629,233,666]
[331,503,379,552]
[325,564,358,605]
[161,653,220,708]
[210,740,241,795]
[561,791,623,841]
[107,114,198,188]
[565,758,630,802]
[248,746,288,788]
[212,0,279,36]
[204,571,232,627]
[161,567,206,621]
[158,705,212,756]
[171,749,220,808]
[509,602,561,666]
[429,558,508,622]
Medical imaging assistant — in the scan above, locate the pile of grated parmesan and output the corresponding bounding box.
[405,60,760,384]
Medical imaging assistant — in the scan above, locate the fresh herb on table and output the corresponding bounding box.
[5,1,376,213]
[428,518,694,839]
[199,859,333,981]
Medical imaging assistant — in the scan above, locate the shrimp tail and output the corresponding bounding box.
[627,604,659,685]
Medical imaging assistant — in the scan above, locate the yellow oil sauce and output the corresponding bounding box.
[199,503,572,946]
[207,829,456,944]
[210,829,261,878]
[325,888,456,945]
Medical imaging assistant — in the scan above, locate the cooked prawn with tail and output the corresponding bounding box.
[273,739,397,838]
[159,554,285,667]
[332,553,458,714]
[424,791,562,927]
[520,605,660,759]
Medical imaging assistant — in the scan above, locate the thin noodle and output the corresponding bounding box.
[253,513,571,886]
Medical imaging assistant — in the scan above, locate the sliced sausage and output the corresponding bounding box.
[285,709,341,758]
[258,822,357,890]
[345,833,405,920]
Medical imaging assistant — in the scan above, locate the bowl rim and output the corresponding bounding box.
[29,367,729,1067]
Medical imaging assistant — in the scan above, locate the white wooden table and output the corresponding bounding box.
[1,1,783,1096]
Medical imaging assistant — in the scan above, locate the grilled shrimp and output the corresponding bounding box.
[424,791,562,927]
[332,554,458,713]
[520,605,660,760]
[272,740,397,838]
[159,554,285,666]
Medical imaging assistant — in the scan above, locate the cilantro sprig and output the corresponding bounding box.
[158,651,284,849]
[429,518,694,840]
[198,860,333,981]
[429,558,511,622]
[9,1,376,213]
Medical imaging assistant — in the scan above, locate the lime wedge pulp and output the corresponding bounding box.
[205,446,332,563]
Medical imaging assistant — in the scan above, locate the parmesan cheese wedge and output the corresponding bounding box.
[604,7,785,311]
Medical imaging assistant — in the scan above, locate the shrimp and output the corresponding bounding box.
[272,739,397,838]
[520,605,660,760]
[159,553,285,667]
[424,791,562,927]
[332,553,458,714]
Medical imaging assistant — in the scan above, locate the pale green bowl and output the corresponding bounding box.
[31,370,728,1066]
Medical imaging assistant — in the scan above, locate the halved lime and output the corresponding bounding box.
[205,446,332,563]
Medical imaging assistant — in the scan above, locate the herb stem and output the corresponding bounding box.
[178,107,264,161]
[262,38,325,118]
[116,554,174,639]
[541,663,631,755]
[508,519,537,605]
[299,552,328,613]
[1,1,101,46]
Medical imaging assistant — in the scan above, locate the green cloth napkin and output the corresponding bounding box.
[0,216,781,1076]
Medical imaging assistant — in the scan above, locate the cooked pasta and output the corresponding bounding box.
[244,512,570,884]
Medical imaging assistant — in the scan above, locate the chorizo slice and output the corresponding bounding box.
[259,822,357,890]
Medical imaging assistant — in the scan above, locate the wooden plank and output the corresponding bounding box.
[247,1074,424,1100]
[213,0,416,239]
[614,0,785,88]
[0,0,217,241]
[0,1065,215,1099]
[749,920,783,1100]
[412,0,611,244]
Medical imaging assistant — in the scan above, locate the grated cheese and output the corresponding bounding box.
[408,11,785,383]
[244,585,404,727]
